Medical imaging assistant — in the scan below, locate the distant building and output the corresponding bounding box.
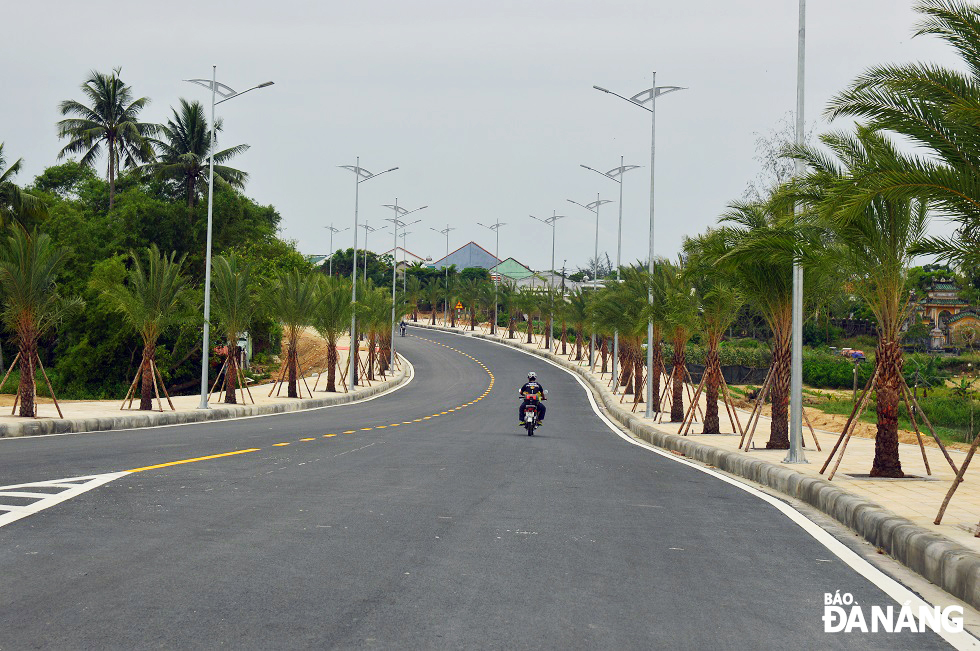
[430,241,500,270]
[491,257,534,281]
[914,277,975,348]
[382,246,428,271]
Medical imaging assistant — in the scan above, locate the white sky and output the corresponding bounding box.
[5,1,961,271]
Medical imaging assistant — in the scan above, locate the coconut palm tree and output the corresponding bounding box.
[0,144,47,231]
[824,0,980,269]
[786,127,928,477]
[57,68,156,209]
[312,275,352,392]
[98,245,195,411]
[144,99,249,212]
[265,269,321,398]
[211,253,257,404]
[0,229,81,417]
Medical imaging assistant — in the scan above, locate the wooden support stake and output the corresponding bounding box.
[819,366,879,474]
[900,376,958,474]
[679,373,707,435]
[742,371,775,452]
[152,360,175,410]
[935,431,979,525]
[34,353,63,419]
[149,358,164,412]
[827,380,878,481]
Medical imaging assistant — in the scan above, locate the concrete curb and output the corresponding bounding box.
[411,322,980,611]
[0,355,410,438]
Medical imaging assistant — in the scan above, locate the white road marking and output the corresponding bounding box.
[0,473,129,529]
[463,330,980,650]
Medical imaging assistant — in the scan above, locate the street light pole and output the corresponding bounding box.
[786,0,808,463]
[431,225,455,327]
[399,230,413,294]
[185,68,273,410]
[567,196,612,367]
[359,221,386,284]
[530,211,566,351]
[339,160,398,387]
[581,158,641,393]
[477,220,506,335]
[324,224,349,276]
[383,201,426,368]
[594,72,686,419]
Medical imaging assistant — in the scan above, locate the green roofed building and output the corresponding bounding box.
[491,257,534,281]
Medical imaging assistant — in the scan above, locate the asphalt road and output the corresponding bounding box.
[0,326,954,649]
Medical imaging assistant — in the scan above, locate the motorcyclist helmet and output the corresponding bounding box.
[527,372,536,381]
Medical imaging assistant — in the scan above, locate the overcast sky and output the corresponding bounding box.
[5,1,961,272]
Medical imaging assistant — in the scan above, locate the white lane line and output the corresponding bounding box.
[0,355,416,441]
[460,331,980,650]
[0,472,129,529]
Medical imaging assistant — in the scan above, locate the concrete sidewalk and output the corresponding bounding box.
[411,317,980,610]
[0,339,410,438]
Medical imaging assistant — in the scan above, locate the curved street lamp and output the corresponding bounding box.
[431,225,455,326]
[530,212,566,350]
[567,196,613,366]
[339,160,398,386]
[383,201,427,367]
[185,68,273,410]
[477,220,506,335]
[581,159,641,392]
[594,73,686,418]
[324,224,350,276]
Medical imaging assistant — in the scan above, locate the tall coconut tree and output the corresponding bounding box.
[0,229,81,417]
[786,127,928,477]
[0,144,47,230]
[265,269,321,398]
[312,275,352,392]
[211,253,257,404]
[99,245,195,411]
[57,68,156,209]
[144,98,249,212]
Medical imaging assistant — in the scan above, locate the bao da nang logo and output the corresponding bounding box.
[824,592,963,634]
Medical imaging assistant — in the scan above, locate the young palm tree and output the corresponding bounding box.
[787,127,927,477]
[0,144,47,231]
[265,269,321,398]
[356,284,389,380]
[661,260,700,422]
[425,281,442,324]
[825,0,980,270]
[565,289,590,360]
[515,287,541,344]
[592,267,653,399]
[405,275,424,322]
[99,245,195,411]
[57,68,156,209]
[312,275,352,392]
[458,277,483,331]
[144,99,249,211]
[497,282,517,338]
[211,253,257,404]
[0,229,81,417]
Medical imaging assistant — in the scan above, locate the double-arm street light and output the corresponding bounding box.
[581,159,641,393]
[383,200,427,367]
[398,230,414,293]
[431,225,455,326]
[324,224,350,276]
[340,159,398,387]
[477,220,506,335]
[185,67,274,410]
[530,212,566,350]
[359,221,386,283]
[567,196,613,367]
[594,73,686,419]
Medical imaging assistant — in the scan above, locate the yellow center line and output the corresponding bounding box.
[376,425,388,429]
[274,442,290,446]
[324,434,337,437]
[300,438,315,441]
[361,427,374,431]
[343,430,356,434]
[127,448,260,473]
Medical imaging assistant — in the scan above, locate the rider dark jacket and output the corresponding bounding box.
[518,380,546,422]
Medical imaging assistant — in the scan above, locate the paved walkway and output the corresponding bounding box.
[423,318,980,552]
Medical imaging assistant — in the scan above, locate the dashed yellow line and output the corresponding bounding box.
[127,448,260,473]
[300,438,315,441]
[274,442,290,447]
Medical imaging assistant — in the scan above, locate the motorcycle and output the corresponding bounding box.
[520,390,547,436]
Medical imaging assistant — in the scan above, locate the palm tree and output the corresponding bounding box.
[565,289,590,360]
[824,0,980,269]
[515,287,541,344]
[405,275,424,322]
[0,229,81,417]
[0,144,47,230]
[425,281,442,325]
[57,68,156,209]
[312,275,352,392]
[498,282,518,338]
[787,127,927,477]
[592,268,652,399]
[356,284,389,380]
[661,260,700,422]
[144,99,249,211]
[99,245,195,411]
[211,253,257,404]
[457,277,483,331]
[265,269,321,398]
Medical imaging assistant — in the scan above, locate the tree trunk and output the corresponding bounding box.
[703,345,721,434]
[326,338,338,392]
[620,344,633,393]
[224,345,238,404]
[600,337,608,373]
[379,332,390,375]
[652,340,664,410]
[526,317,533,344]
[633,346,644,401]
[140,342,155,411]
[287,342,298,398]
[450,308,456,327]
[508,316,516,339]
[670,343,685,421]
[107,137,117,210]
[561,321,567,355]
[575,333,583,361]
[17,338,37,418]
[766,332,791,449]
[368,332,376,380]
[470,308,476,330]
[412,308,418,322]
[871,339,905,477]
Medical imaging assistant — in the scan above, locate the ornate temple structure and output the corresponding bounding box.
[913,277,980,349]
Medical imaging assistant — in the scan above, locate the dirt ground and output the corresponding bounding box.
[729,386,972,453]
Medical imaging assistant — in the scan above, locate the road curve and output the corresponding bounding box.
[0,327,952,649]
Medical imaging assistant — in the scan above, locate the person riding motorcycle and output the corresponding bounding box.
[518,371,546,426]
